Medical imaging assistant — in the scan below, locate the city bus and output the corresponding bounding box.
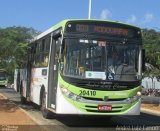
[0,69,8,87]
[14,19,144,118]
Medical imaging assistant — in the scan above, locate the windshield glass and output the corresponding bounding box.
[107,44,139,81]
[62,38,139,81]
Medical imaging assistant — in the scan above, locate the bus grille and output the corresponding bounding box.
[85,105,123,113]
[82,97,126,102]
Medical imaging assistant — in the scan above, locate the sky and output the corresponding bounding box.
[0,0,159,32]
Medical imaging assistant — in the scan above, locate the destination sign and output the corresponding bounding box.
[65,21,141,38]
[76,24,129,36]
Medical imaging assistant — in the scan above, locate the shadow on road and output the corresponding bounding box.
[0,87,39,112]
[56,115,114,127]
[0,97,19,113]
[52,112,160,127]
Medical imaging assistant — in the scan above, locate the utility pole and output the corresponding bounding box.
[88,0,92,19]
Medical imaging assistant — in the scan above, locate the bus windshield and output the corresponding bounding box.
[63,38,139,81]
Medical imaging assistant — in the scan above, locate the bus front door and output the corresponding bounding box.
[47,37,59,110]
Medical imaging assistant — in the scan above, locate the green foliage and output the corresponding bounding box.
[0,26,39,82]
[142,29,160,81]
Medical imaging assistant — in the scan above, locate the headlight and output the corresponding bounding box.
[60,86,82,101]
[127,92,141,103]
[137,91,141,96]
[130,96,139,102]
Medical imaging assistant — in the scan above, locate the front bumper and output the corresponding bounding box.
[56,86,141,115]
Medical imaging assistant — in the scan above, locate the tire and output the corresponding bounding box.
[41,91,53,119]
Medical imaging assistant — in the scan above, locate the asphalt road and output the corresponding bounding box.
[0,87,160,131]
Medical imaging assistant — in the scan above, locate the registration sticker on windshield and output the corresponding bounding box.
[85,71,106,80]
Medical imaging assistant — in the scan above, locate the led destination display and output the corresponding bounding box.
[66,21,141,38]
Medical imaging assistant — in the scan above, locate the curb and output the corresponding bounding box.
[18,108,40,125]
[0,93,39,125]
[141,108,160,116]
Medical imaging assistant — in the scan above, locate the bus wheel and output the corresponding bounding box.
[41,91,52,119]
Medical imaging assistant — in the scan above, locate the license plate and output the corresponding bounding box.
[98,105,112,111]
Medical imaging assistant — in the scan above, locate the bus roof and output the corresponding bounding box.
[32,19,141,42]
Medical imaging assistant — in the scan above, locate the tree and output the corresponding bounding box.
[142,29,160,87]
[142,29,160,69]
[0,26,39,82]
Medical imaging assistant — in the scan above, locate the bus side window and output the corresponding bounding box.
[34,42,41,67]
[42,36,50,66]
[45,36,50,52]
[32,36,50,68]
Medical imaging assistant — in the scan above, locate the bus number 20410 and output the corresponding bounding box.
[79,90,96,96]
